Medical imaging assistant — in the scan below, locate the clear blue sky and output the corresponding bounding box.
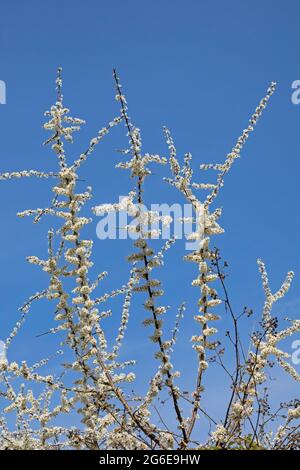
[0,0,300,434]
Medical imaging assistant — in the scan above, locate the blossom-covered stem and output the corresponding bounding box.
[164,159,221,446]
[47,67,66,170]
[137,180,188,444]
[113,69,188,444]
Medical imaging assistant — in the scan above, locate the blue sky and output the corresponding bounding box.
[0,0,300,436]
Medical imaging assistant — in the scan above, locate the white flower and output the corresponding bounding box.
[203,327,218,337]
[211,424,228,443]
[0,340,6,362]
[288,406,300,420]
